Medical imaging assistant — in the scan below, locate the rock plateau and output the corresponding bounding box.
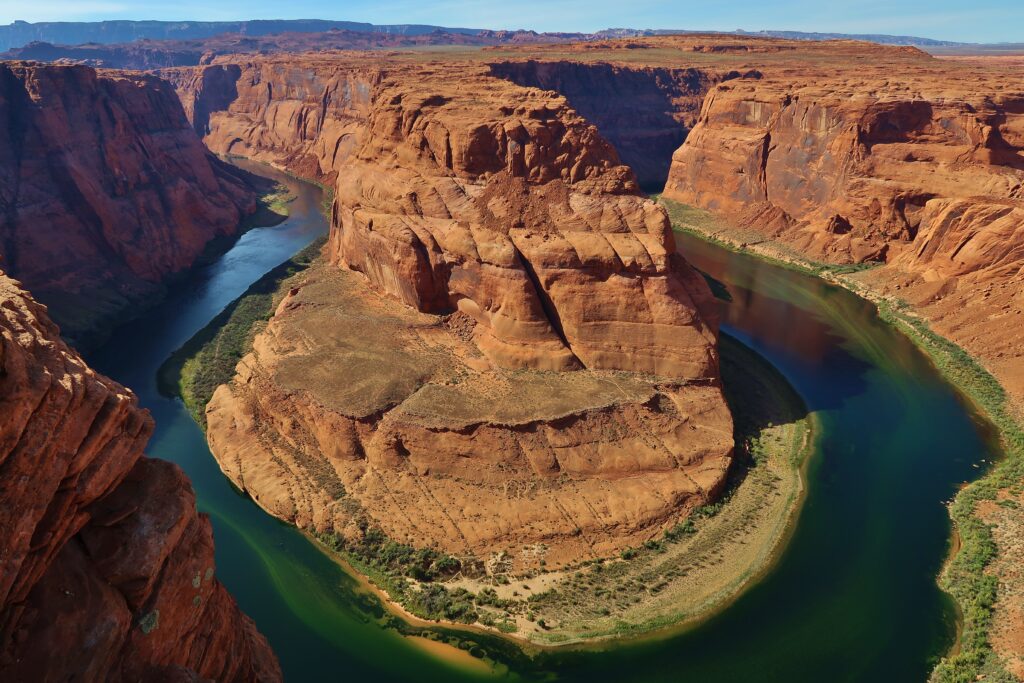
[166,55,734,568]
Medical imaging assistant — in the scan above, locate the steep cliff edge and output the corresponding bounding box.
[0,62,258,348]
[0,272,280,681]
[660,53,1024,406]
[168,56,733,568]
[484,36,1024,409]
[487,60,734,188]
[665,70,1024,267]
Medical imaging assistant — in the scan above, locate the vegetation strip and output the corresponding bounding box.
[660,197,1023,683]
[158,236,326,425]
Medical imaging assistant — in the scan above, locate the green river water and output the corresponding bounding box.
[87,162,997,682]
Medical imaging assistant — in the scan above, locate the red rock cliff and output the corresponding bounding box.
[665,70,1024,266]
[486,36,1024,408]
[171,56,722,379]
[0,62,257,347]
[487,60,737,188]
[0,272,280,682]
[659,51,1024,403]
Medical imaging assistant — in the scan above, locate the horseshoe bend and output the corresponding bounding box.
[0,18,1022,683]
[177,56,736,571]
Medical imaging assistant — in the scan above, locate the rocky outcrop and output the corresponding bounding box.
[0,273,280,681]
[172,57,722,377]
[208,263,732,570]
[664,72,1024,266]
[161,60,378,185]
[654,45,1024,404]
[0,62,257,347]
[488,60,735,188]
[171,55,733,566]
[485,36,1023,408]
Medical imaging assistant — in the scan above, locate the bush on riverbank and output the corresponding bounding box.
[313,527,487,625]
[879,303,1023,683]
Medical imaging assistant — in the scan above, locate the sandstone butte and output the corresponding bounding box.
[0,62,259,348]
[0,272,281,681]
[160,55,735,570]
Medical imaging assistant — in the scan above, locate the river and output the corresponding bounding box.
[87,164,996,682]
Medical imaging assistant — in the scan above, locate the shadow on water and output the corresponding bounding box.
[83,164,996,682]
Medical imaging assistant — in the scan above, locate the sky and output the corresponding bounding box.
[0,0,1021,44]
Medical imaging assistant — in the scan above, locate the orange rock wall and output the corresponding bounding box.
[169,55,734,565]
[172,57,723,380]
[0,273,280,682]
[488,60,733,188]
[665,74,1024,266]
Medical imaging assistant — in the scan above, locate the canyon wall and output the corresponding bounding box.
[665,72,1024,266]
[171,56,733,567]
[0,62,257,347]
[483,36,1023,409]
[171,57,723,377]
[0,272,279,682]
[657,52,1024,404]
[487,60,734,188]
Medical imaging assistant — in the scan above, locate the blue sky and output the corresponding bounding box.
[0,0,1021,43]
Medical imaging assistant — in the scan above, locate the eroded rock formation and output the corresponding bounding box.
[654,44,1024,404]
[488,60,735,188]
[169,55,733,568]
[0,273,280,681]
[665,70,1024,265]
[208,263,732,569]
[487,36,1024,408]
[0,62,257,347]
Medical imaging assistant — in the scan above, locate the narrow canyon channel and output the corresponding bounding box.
[87,163,998,682]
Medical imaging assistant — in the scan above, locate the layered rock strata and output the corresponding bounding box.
[665,69,1024,266]
[487,60,734,188]
[485,35,1024,408]
[208,263,733,569]
[170,56,734,567]
[0,273,280,681]
[656,47,1024,404]
[0,62,257,346]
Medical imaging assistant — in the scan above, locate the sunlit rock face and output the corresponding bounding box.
[171,54,734,568]
[0,273,281,682]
